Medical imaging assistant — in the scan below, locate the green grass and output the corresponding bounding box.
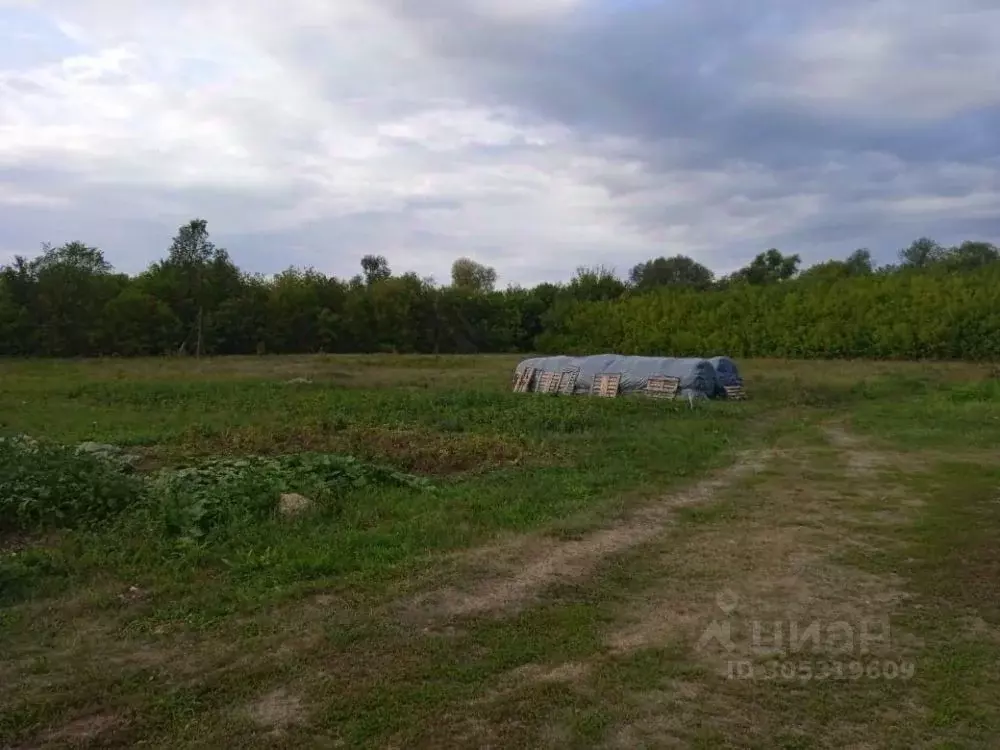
[1,354,1000,748]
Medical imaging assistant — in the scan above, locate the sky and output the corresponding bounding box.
[1,0,998,286]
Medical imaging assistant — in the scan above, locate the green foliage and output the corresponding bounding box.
[899,236,946,268]
[143,453,432,543]
[726,248,801,286]
[0,547,74,605]
[1,221,999,359]
[451,257,498,293]
[566,265,626,302]
[0,426,432,541]
[629,255,714,291]
[0,436,144,532]
[542,262,1000,360]
[361,254,392,285]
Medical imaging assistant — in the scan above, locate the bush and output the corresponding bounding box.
[0,435,434,543]
[539,265,1000,360]
[0,436,145,532]
[141,453,434,543]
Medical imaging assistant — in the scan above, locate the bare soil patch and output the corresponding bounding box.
[246,688,305,731]
[823,424,889,476]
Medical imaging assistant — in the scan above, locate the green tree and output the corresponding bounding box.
[101,288,180,355]
[451,257,498,293]
[566,265,626,302]
[629,255,714,291]
[899,237,945,268]
[800,248,874,282]
[360,254,391,285]
[5,221,1000,362]
[141,219,241,356]
[730,249,801,286]
[944,241,999,271]
[0,256,38,354]
[844,248,874,275]
[26,242,125,355]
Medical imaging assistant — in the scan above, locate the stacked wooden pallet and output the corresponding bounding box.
[723,384,747,400]
[512,367,535,393]
[512,369,746,401]
[511,367,580,395]
[591,373,622,398]
[556,369,579,395]
[645,376,680,400]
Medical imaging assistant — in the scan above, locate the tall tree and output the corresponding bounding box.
[31,241,112,275]
[144,219,238,356]
[26,242,124,355]
[800,248,875,282]
[899,237,945,268]
[360,254,391,285]
[732,248,801,285]
[566,265,626,302]
[629,255,714,291]
[0,256,37,355]
[451,257,498,292]
[944,241,999,270]
[844,248,874,276]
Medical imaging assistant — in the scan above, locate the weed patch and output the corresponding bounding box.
[172,424,539,474]
[142,454,433,542]
[0,435,144,533]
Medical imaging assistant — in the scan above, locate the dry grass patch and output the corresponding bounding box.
[516,661,592,684]
[170,424,540,474]
[35,712,125,748]
[823,424,892,477]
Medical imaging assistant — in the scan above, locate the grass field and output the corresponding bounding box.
[2,354,1000,749]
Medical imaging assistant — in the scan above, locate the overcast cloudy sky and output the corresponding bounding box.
[1,0,998,285]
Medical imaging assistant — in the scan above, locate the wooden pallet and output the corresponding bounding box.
[513,367,536,393]
[723,384,747,401]
[536,370,559,394]
[556,369,579,395]
[646,376,681,400]
[591,373,622,398]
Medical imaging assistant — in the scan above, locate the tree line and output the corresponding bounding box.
[1,218,998,360]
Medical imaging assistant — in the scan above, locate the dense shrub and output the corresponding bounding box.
[0,436,144,532]
[0,438,433,539]
[143,453,433,542]
[538,266,1000,361]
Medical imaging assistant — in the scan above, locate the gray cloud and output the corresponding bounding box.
[386,0,1000,163]
[1,0,998,283]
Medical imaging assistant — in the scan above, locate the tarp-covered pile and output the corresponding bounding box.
[514,354,743,399]
[708,356,743,388]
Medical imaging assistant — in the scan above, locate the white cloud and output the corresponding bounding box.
[0,0,997,285]
[0,0,653,282]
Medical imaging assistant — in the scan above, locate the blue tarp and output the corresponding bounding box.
[514,354,734,399]
[709,356,743,387]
